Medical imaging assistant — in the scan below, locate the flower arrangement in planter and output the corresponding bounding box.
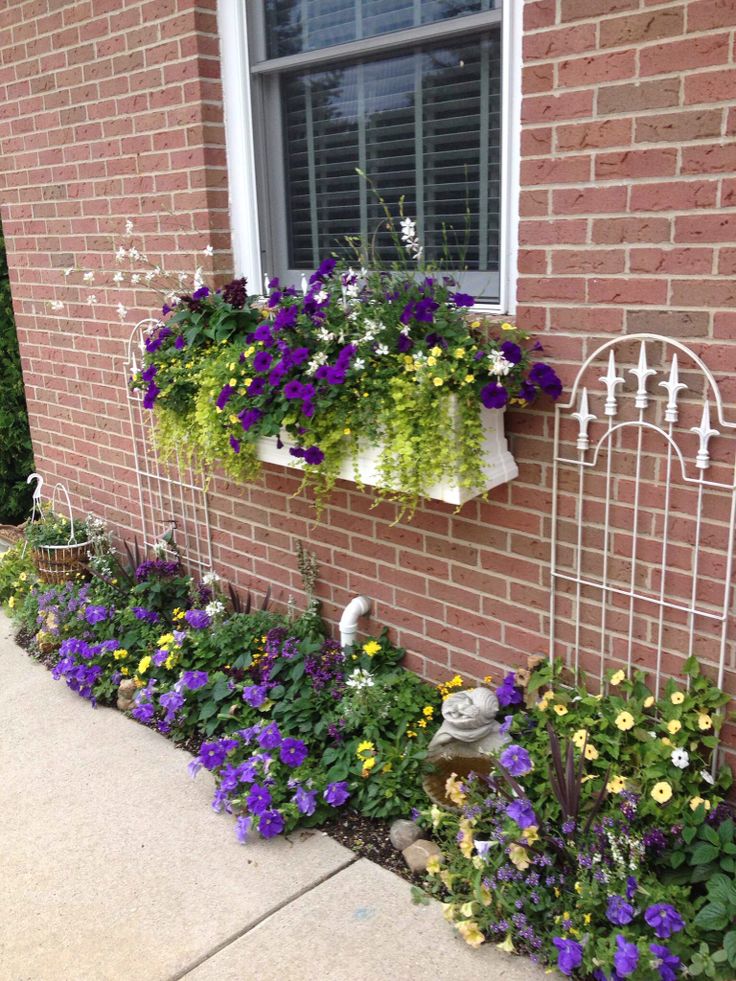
[123,213,561,517]
[24,507,95,584]
[416,658,735,979]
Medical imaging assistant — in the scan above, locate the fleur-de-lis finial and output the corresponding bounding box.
[572,387,596,451]
[629,342,657,410]
[599,350,625,416]
[659,354,688,424]
[690,400,719,470]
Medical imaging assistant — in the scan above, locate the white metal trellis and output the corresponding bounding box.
[124,319,213,574]
[549,334,736,703]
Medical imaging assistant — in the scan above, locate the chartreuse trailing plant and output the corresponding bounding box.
[64,213,561,518]
[415,658,736,979]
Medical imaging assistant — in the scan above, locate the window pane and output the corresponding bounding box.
[281,33,501,298]
[265,0,500,58]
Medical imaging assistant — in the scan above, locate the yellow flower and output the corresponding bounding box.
[165,653,177,670]
[120,667,129,676]
[343,427,351,435]
[427,356,437,367]
[523,825,540,846]
[423,706,434,717]
[500,322,514,331]
[361,758,376,777]
[457,920,484,948]
[454,348,465,358]
[137,655,151,675]
[584,744,599,761]
[362,640,381,656]
[698,713,712,730]
[464,374,475,383]
[442,903,455,923]
[430,346,443,357]
[19,572,27,581]
[509,844,530,870]
[7,596,15,608]
[356,740,375,758]
[615,711,635,731]
[574,881,582,894]
[584,913,592,925]
[607,775,627,794]
[667,719,682,735]
[418,718,427,728]
[113,648,128,661]
[430,804,444,829]
[651,781,673,804]
[553,703,568,717]
[671,691,685,705]
[538,698,549,712]
[497,935,515,953]
[433,377,444,387]
[572,729,588,748]
[459,832,474,859]
[134,677,145,688]
[690,796,711,812]
[426,854,443,875]
[545,690,556,700]
[644,696,655,708]
[406,730,417,738]
[661,737,672,747]
[610,670,626,686]
[445,773,467,806]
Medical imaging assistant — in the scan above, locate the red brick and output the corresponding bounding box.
[519,218,588,244]
[523,24,596,61]
[588,277,669,305]
[641,34,730,77]
[524,0,556,30]
[671,279,736,307]
[519,189,549,217]
[518,248,548,274]
[521,127,553,157]
[558,49,636,88]
[687,0,736,32]
[551,249,626,274]
[718,249,736,275]
[596,149,678,180]
[682,144,736,175]
[635,110,723,145]
[676,213,736,243]
[553,185,628,214]
[592,216,671,245]
[629,247,714,275]
[522,90,594,124]
[556,118,632,152]
[522,155,592,185]
[626,309,711,337]
[548,306,625,333]
[600,8,684,48]
[685,68,736,105]
[560,0,638,19]
[522,63,554,95]
[517,276,586,302]
[630,180,718,212]
[596,77,681,115]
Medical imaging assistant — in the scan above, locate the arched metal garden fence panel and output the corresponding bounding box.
[549,333,736,704]
[124,319,213,575]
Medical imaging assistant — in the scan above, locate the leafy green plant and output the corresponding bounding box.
[24,509,91,548]
[0,220,34,523]
[0,539,36,605]
[690,874,736,977]
[663,807,736,885]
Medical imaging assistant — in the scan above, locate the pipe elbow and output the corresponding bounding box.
[338,595,372,649]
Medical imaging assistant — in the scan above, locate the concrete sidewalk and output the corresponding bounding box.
[0,613,546,981]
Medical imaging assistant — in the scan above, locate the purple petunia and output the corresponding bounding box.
[553,938,583,977]
[84,604,109,625]
[242,684,269,708]
[450,291,475,307]
[283,379,304,400]
[181,670,209,690]
[614,935,639,977]
[132,701,155,723]
[529,362,563,400]
[258,809,285,838]
[235,815,252,844]
[626,876,638,900]
[480,381,509,409]
[132,605,160,624]
[239,407,263,432]
[258,723,282,750]
[505,799,537,830]
[247,783,272,815]
[294,785,318,816]
[607,895,635,926]
[199,740,231,770]
[500,340,522,365]
[304,445,325,466]
[230,435,241,453]
[216,384,235,410]
[159,689,185,722]
[649,945,680,981]
[644,904,684,939]
[143,380,160,409]
[184,609,211,630]
[496,671,522,707]
[499,745,532,777]
[253,350,272,372]
[310,256,337,283]
[324,781,350,807]
[279,738,308,768]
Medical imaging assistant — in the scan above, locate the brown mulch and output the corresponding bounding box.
[319,809,424,886]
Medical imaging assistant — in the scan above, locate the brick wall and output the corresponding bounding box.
[2,0,736,696]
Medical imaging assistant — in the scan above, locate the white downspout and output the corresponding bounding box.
[339,595,372,649]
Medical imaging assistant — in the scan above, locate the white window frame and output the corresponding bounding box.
[217,0,521,315]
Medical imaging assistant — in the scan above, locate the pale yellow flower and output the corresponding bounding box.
[572,729,588,748]
[445,773,466,806]
[671,691,685,705]
[615,711,635,731]
[644,696,655,708]
[690,796,711,812]
[607,775,627,794]
[651,781,673,804]
[698,713,712,730]
[509,844,530,870]
[667,719,682,735]
[584,744,599,761]
[610,670,626,686]
[433,377,444,387]
[457,920,484,948]
[553,703,568,717]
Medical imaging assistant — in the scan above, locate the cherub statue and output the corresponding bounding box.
[428,687,508,757]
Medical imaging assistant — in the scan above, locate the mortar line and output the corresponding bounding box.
[166,851,360,981]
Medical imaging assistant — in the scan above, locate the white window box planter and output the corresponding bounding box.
[256,405,518,506]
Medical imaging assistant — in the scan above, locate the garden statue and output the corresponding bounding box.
[423,687,509,807]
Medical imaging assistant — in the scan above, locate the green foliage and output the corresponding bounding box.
[0,221,34,522]
[689,875,736,977]
[0,540,36,605]
[24,508,92,548]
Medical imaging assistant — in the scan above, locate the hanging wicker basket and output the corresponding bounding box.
[31,542,91,584]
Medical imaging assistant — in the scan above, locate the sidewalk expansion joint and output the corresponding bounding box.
[167,850,360,981]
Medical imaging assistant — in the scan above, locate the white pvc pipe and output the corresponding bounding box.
[339,595,372,649]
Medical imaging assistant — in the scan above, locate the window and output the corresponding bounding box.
[221,0,518,308]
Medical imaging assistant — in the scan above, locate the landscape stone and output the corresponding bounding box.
[389,818,421,851]
[402,838,441,873]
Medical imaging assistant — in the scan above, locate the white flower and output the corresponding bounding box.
[375,344,389,356]
[203,244,214,256]
[399,215,423,260]
[115,246,126,262]
[116,303,128,321]
[345,668,374,691]
[129,246,140,260]
[145,270,155,282]
[301,275,309,295]
[131,273,140,285]
[205,600,224,618]
[202,570,220,586]
[87,294,98,306]
[701,769,715,785]
[193,266,203,290]
[50,300,64,311]
[671,749,690,769]
[177,272,187,284]
[152,539,168,558]
[488,351,514,377]
[63,267,73,277]
[353,358,365,371]
[314,289,328,303]
[125,219,134,235]
[112,271,124,284]
[83,271,95,283]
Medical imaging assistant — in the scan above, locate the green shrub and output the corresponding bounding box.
[0,220,34,523]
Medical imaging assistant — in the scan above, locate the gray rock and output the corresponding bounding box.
[116,678,137,712]
[402,839,442,873]
[389,819,421,852]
